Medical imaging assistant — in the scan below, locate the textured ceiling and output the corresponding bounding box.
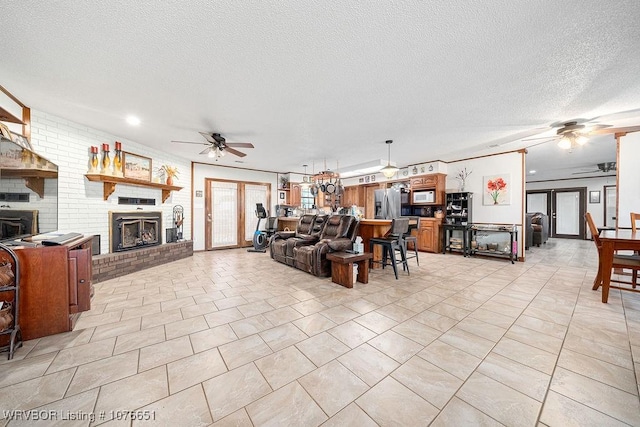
[1,1,640,181]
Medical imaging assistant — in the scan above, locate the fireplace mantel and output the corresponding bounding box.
[85,174,183,202]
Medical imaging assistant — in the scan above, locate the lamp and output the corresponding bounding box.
[380,140,399,178]
[300,165,310,188]
[558,132,588,150]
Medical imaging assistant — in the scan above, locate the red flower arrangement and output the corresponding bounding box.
[487,177,507,204]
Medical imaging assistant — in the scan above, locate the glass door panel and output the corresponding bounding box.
[210,181,238,248]
[244,184,268,243]
[527,193,547,214]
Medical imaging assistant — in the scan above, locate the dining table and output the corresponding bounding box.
[597,229,640,303]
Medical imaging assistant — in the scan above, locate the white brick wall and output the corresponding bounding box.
[29,110,191,254]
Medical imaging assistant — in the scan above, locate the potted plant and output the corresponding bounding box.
[159,165,179,185]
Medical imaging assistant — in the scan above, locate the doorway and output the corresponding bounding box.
[205,179,270,250]
[604,185,616,228]
[526,188,586,239]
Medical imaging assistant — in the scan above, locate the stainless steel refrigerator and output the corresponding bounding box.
[374,188,401,219]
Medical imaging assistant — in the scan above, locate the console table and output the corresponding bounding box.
[468,224,518,264]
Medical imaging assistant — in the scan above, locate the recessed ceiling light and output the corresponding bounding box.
[126,115,141,126]
[529,170,536,174]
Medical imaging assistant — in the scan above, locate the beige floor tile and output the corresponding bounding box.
[443,294,484,311]
[321,403,378,427]
[411,310,458,332]
[391,355,463,409]
[319,305,360,324]
[140,308,183,330]
[8,388,99,427]
[353,311,398,334]
[181,301,218,319]
[230,314,274,339]
[204,308,245,328]
[246,381,327,427]
[327,320,377,349]
[468,307,518,329]
[113,325,166,355]
[428,302,472,321]
[254,346,315,390]
[522,305,573,326]
[368,330,424,363]
[73,310,123,330]
[439,327,495,358]
[343,298,379,314]
[134,384,212,427]
[477,353,551,401]
[262,306,303,326]
[338,343,399,386]
[392,318,442,346]
[456,317,507,342]
[215,296,250,311]
[218,335,273,370]
[295,332,351,367]
[540,390,629,427]
[167,347,227,393]
[0,368,75,411]
[94,366,168,417]
[160,296,196,312]
[0,352,56,388]
[91,317,142,341]
[46,338,116,374]
[120,303,162,321]
[482,300,524,318]
[418,339,482,380]
[28,329,95,358]
[293,313,337,336]
[505,324,563,354]
[237,301,275,317]
[374,303,417,322]
[266,294,301,309]
[165,315,209,340]
[514,314,568,339]
[138,335,193,372]
[189,324,238,353]
[492,338,558,375]
[550,367,640,426]
[356,376,439,426]
[210,409,253,427]
[299,360,368,416]
[66,350,139,396]
[203,363,272,421]
[562,334,634,370]
[558,348,637,395]
[431,396,504,427]
[259,323,308,352]
[457,372,541,427]
[291,299,329,316]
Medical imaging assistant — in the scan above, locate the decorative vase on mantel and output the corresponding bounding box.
[100,143,111,175]
[166,176,173,186]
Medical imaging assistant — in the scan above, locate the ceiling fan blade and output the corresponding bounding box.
[224,142,254,148]
[224,147,247,157]
[522,135,559,142]
[572,170,601,174]
[198,132,216,143]
[589,108,640,124]
[171,140,209,146]
[590,125,640,135]
[199,147,212,155]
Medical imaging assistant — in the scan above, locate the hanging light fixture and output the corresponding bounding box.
[557,131,588,150]
[300,165,310,188]
[380,140,399,178]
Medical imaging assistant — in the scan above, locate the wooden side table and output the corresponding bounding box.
[326,251,373,288]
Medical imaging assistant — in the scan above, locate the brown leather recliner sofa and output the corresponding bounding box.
[270,214,359,277]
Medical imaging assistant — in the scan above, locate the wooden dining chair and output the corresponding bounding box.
[631,212,640,232]
[585,212,640,301]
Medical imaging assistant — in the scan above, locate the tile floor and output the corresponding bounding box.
[1,238,639,426]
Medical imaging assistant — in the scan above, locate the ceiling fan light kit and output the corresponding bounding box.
[171,132,254,159]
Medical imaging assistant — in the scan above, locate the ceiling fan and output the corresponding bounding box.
[171,132,254,159]
[572,162,617,175]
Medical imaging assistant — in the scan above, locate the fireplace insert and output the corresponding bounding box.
[109,211,162,252]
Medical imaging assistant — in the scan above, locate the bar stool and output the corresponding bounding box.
[401,217,420,266]
[369,217,410,279]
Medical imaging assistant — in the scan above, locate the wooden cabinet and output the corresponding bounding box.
[341,186,364,207]
[9,236,93,340]
[290,184,301,206]
[415,218,442,253]
[410,173,445,205]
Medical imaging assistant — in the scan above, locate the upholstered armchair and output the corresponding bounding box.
[531,213,549,246]
[292,215,358,277]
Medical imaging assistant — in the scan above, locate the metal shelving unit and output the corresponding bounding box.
[0,242,22,360]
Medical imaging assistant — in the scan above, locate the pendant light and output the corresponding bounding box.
[300,165,310,188]
[380,140,399,178]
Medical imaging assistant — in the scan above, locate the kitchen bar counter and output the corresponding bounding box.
[357,220,392,269]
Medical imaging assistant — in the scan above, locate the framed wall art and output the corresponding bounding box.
[589,190,601,204]
[123,152,152,181]
[483,174,511,205]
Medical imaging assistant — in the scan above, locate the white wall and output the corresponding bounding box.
[618,132,640,228]
[192,163,278,251]
[526,175,616,229]
[30,111,192,254]
[446,152,526,258]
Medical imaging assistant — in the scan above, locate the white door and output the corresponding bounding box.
[210,181,239,248]
[527,193,548,214]
[604,185,616,228]
[553,189,585,239]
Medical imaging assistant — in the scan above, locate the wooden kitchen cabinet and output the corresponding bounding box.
[290,184,301,206]
[341,186,364,207]
[410,173,445,205]
[415,218,442,253]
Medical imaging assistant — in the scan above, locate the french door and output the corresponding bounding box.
[526,188,586,239]
[205,179,270,250]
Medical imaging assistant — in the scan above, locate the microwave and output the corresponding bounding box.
[412,190,435,204]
